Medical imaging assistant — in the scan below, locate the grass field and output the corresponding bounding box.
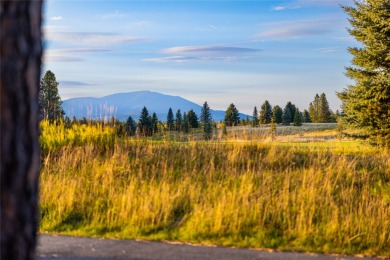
[39,121,390,257]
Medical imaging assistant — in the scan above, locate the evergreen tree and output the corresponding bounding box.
[224,103,240,126]
[309,94,320,123]
[138,106,151,136]
[302,109,312,123]
[282,108,291,126]
[72,116,78,125]
[167,107,174,131]
[175,109,182,131]
[282,102,295,125]
[252,106,259,127]
[259,100,272,124]
[187,109,199,129]
[309,93,332,123]
[319,93,331,123]
[272,105,283,124]
[200,101,213,140]
[39,70,65,122]
[151,113,159,134]
[293,108,302,126]
[339,1,390,146]
[182,112,189,134]
[287,102,296,124]
[125,115,137,136]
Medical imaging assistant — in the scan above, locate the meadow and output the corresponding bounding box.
[39,121,390,257]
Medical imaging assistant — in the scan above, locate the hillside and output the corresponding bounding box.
[62,91,248,122]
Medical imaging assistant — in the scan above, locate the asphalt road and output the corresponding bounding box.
[37,234,381,260]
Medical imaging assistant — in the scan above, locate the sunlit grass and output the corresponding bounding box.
[39,121,390,257]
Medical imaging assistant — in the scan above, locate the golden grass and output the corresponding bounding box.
[39,121,390,257]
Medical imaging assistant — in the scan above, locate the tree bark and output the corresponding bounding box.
[1,1,43,259]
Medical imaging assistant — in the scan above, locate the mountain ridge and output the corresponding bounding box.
[62,91,250,122]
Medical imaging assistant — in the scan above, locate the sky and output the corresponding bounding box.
[43,0,356,114]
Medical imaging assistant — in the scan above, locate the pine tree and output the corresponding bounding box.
[138,106,151,136]
[151,113,159,134]
[187,109,199,129]
[175,109,182,132]
[338,0,390,146]
[282,107,291,125]
[319,93,331,123]
[308,93,332,123]
[259,100,272,124]
[282,102,295,125]
[293,108,302,126]
[287,102,296,124]
[125,115,137,136]
[39,70,65,122]
[302,109,312,123]
[224,103,240,126]
[167,107,174,131]
[182,112,189,133]
[252,106,259,127]
[200,101,213,140]
[309,94,320,123]
[272,105,283,124]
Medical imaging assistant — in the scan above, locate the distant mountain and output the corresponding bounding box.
[62,91,250,122]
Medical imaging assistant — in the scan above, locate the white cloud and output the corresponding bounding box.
[46,32,148,46]
[272,0,353,11]
[143,55,256,63]
[162,45,260,55]
[44,56,84,63]
[315,47,338,53]
[49,16,63,21]
[195,25,217,32]
[97,10,126,20]
[144,56,197,63]
[43,48,110,63]
[272,6,287,11]
[254,19,339,40]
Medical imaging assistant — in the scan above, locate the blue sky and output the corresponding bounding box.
[43,0,355,114]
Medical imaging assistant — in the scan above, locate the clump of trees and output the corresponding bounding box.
[339,1,390,146]
[308,93,335,123]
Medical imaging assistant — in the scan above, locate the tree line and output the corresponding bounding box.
[39,70,337,138]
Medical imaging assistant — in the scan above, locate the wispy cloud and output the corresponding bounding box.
[144,55,256,63]
[49,16,63,21]
[144,45,261,63]
[46,32,148,46]
[195,25,217,32]
[44,56,85,63]
[144,56,198,63]
[49,48,110,54]
[315,47,338,53]
[162,45,260,55]
[44,48,109,63]
[97,10,126,20]
[272,0,352,11]
[60,81,92,87]
[254,19,337,40]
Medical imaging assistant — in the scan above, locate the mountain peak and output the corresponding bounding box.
[62,91,230,121]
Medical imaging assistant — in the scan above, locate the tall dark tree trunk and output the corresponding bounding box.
[1,1,43,259]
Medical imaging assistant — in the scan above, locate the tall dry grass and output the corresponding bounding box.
[39,121,390,256]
